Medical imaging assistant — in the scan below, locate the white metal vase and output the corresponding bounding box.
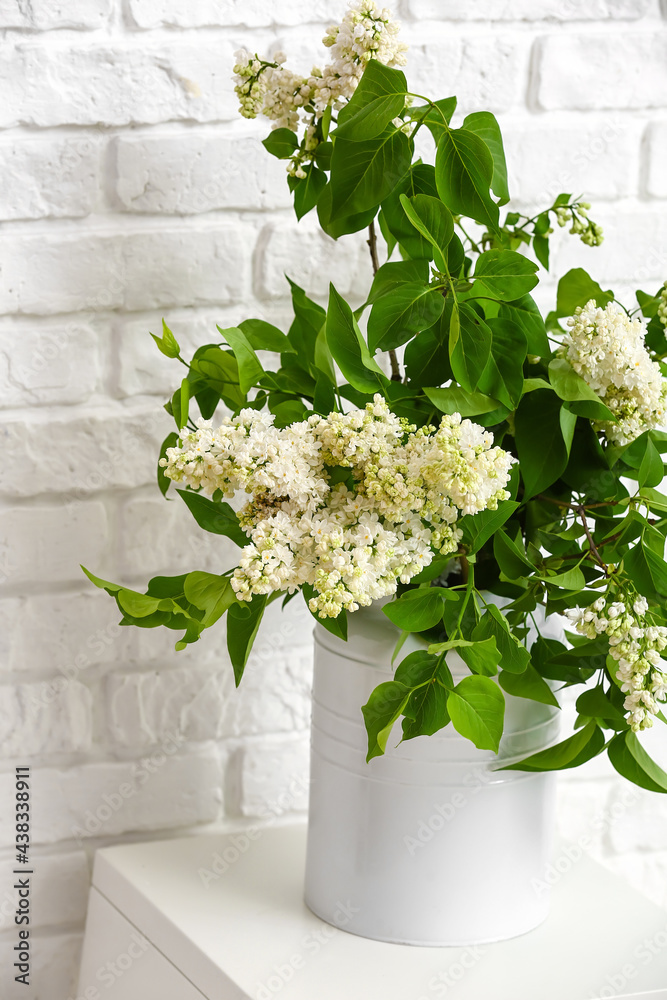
[304,599,560,946]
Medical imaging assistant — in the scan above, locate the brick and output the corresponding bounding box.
[503,118,639,204]
[0,931,81,1000]
[127,0,336,29]
[537,34,667,110]
[646,122,667,199]
[118,491,239,577]
[115,305,295,398]
[0,404,170,498]
[112,130,290,214]
[551,204,667,288]
[403,28,527,113]
[106,604,312,745]
[0,501,110,587]
[0,680,92,757]
[0,224,252,315]
[0,40,236,129]
[0,746,223,845]
[257,219,371,302]
[0,850,89,932]
[406,0,650,18]
[0,320,102,408]
[0,134,101,221]
[237,736,310,818]
[0,0,111,29]
[0,590,129,675]
[115,309,234,398]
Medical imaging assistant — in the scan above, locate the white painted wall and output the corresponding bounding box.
[1,1,667,996]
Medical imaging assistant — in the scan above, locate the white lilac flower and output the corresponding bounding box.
[315,1,407,111]
[560,300,667,446]
[161,396,513,619]
[555,201,603,247]
[658,283,667,328]
[564,595,667,732]
[233,1,407,146]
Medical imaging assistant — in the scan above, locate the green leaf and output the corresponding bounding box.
[501,720,604,771]
[362,681,411,761]
[477,318,526,409]
[379,164,438,260]
[458,500,520,554]
[406,97,457,142]
[302,583,348,639]
[146,573,188,599]
[383,589,446,631]
[623,539,667,599]
[462,111,509,205]
[312,325,337,384]
[548,358,611,422]
[81,565,123,594]
[227,595,267,686]
[402,680,450,740]
[287,279,326,362]
[424,385,500,418]
[239,318,294,354]
[330,127,412,218]
[515,389,568,498]
[217,326,264,393]
[333,60,407,140]
[399,193,454,270]
[536,565,586,591]
[290,163,328,220]
[447,675,505,752]
[457,637,500,676]
[173,377,189,431]
[176,490,248,546]
[639,436,665,489]
[368,282,445,352]
[262,128,299,159]
[366,259,430,305]
[499,295,550,358]
[555,268,614,317]
[473,604,531,673]
[395,650,453,740]
[449,303,492,392]
[608,731,667,792]
[493,529,535,579]
[151,319,180,358]
[435,127,500,233]
[184,572,237,626]
[326,284,386,392]
[317,182,378,239]
[191,346,245,411]
[499,665,559,707]
[157,431,178,498]
[404,328,453,388]
[576,686,626,725]
[472,250,539,301]
[117,590,161,618]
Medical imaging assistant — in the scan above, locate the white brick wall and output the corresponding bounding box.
[1,4,667,998]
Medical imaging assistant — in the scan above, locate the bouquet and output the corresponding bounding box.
[87,1,667,790]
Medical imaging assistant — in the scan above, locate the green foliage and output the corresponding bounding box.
[87,50,667,792]
[435,127,500,233]
[176,490,248,546]
[447,675,505,751]
[327,283,386,391]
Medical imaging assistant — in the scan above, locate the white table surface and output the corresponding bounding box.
[90,823,667,1000]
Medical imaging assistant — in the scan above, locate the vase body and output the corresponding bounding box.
[304,600,560,946]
